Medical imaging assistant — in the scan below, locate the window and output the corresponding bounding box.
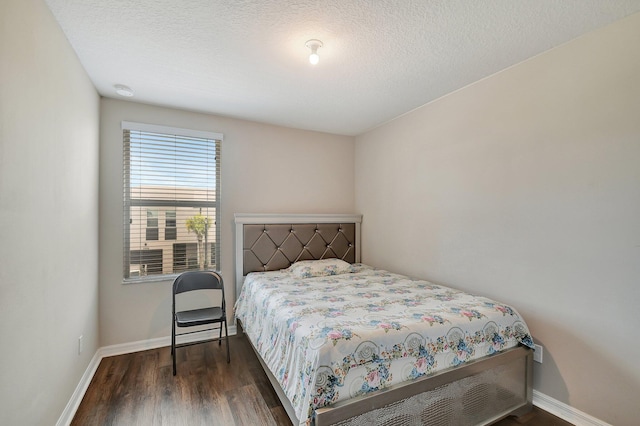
[165,211,177,240]
[172,243,198,273]
[146,209,159,240]
[122,122,222,281]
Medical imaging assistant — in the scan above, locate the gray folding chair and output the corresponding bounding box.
[171,271,230,375]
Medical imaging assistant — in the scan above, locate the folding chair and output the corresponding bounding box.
[171,271,230,375]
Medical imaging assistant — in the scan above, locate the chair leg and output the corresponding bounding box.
[218,321,223,345]
[224,320,230,363]
[172,321,177,376]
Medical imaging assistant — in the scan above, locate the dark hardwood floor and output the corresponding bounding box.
[73,334,572,425]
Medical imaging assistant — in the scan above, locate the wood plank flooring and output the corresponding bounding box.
[73,334,572,425]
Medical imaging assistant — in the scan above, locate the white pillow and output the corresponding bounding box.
[288,259,354,278]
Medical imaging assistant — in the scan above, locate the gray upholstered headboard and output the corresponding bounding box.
[234,213,362,298]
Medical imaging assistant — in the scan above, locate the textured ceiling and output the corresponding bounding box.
[44,0,640,136]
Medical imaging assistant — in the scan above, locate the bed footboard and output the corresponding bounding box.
[315,346,533,426]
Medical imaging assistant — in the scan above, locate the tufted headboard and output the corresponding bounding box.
[234,213,362,298]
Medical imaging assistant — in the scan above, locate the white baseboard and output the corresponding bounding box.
[100,325,238,358]
[56,325,237,426]
[56,350,102,426]
[533,390,611,426]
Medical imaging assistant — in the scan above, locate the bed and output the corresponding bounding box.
[234,213,533,426]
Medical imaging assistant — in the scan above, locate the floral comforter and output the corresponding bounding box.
[234,264,534,425]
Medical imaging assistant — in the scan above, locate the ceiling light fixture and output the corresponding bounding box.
[305,39,323,65]
[114,84,134,97]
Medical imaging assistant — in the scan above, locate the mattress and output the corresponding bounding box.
[234,263,534,425]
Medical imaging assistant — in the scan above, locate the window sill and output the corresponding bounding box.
[122,274,179,285]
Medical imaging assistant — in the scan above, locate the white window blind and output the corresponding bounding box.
[122,122,222,282]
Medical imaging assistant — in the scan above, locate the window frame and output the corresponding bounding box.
[122,121,223,283]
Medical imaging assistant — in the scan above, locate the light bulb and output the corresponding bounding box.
[305,39,323,66]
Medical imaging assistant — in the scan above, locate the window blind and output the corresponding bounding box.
[122,122,222,281]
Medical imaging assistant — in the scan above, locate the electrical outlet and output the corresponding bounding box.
[78,335,83,355]
[533,344,543,363]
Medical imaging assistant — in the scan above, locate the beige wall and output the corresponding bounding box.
[355,13,640,426]
[0,1,100,425]
[99,98,355,346]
